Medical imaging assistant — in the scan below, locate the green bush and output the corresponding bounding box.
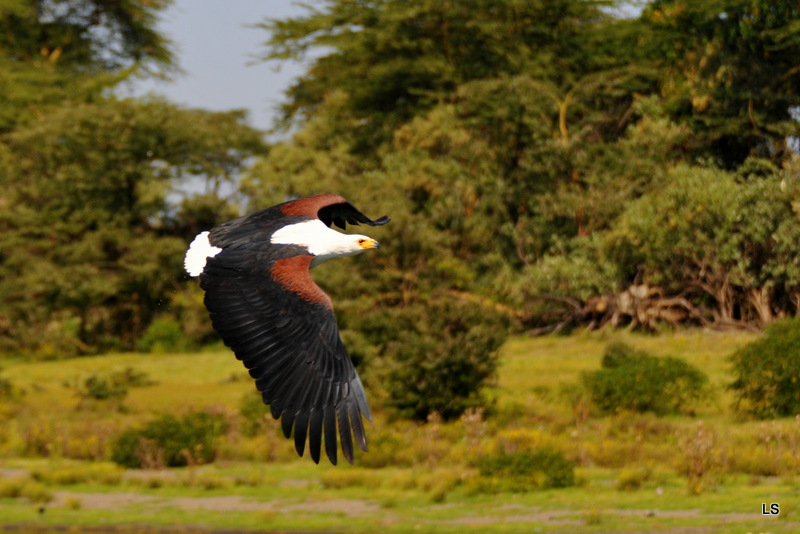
[32,462,123,485]
[605,165,800,327]
[73,367,156,402]
[239,389,270,437]
[79,374,128,402]
[0,369,21,402]
[367,297,508,421]
[111,410,228,468]
[0,477,53,504]
[475,449,576,492]
[729,316,800,418]
[137,316,186,352]
[583,342,708,415]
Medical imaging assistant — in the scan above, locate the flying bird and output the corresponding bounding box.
[184,194,389,465]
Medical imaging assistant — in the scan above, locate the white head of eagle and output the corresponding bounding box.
[183,194,389,466]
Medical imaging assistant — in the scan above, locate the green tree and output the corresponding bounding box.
[606,161,800,326]
[0,0,176,131]
[0,1,269,356]
[730,316,800,418]
[231,0,800,388]
[246,0,698,415]
[0,99,264,355]
[642,0,800,166]
[258,0,624,154]
[584,342,709,415]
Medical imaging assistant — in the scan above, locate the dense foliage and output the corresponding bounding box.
[251,0,800,338]
[729,316,800,418]
[366,299,509,421]
[111,411,229,468]
[475,449,576,492]
[583,342,709,415]
[2,0,800,419]
[0,1,266,356]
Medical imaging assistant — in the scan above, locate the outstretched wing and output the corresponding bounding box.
[200,249,371,465]
[280,194,391,230]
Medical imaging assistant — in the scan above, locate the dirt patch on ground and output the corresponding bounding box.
[0,468,28,479]
[52,491,160,510]
[43,490,793,529]
[442,504,785,527]
[3,466,793,533]
[52,491,379,517]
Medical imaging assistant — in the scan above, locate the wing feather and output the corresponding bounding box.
[281,410,295,439]
[199,246,370,465]
[317,201,390,230]
[277,194,390,230]
[348,393,367,452]
[294,411,310,457]
[337,401,354,465]
[308,410,323,463]
[323,405,338,465]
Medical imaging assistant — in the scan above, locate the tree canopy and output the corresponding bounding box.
[251,1,799,323]
[244,0,800,417]
[0,0,266,355]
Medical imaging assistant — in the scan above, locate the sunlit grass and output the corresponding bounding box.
[497,329,756,417]
[3,349,250,414]
[3,329,800,533]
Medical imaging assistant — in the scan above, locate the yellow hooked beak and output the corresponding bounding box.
[357,237,380,250]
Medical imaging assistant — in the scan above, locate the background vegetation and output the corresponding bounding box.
[2,7,800,525]
[2,332,800,532]
[2,0,799,423]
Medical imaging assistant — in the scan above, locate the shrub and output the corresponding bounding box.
[0,371,18,401]
[111,410,228,468]
[368,297,509,421]
[0,477,53,504]
[616,466,652,491]
[729,316,800,418]
[112,366,158,387]
[72,366,156,404]
[20,481,53,504]
[475,449,576,492]
[677,423,724,495]
[239,389,270,437]
[583,342,708,415]
[32,462,123,485]
[0,477,28,498]
[137,316,186,352]
[78,373,128,402]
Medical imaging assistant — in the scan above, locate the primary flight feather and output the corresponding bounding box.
[185,194,389,465]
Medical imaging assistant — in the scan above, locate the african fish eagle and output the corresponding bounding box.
[184,194,389,465]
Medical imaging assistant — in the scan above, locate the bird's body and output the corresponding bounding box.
[185,194,389,465]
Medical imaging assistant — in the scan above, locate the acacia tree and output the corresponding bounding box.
[0,100,264,355]
[0,0,175,131]
[642,0,800,166]
[258,0,622,155]
[608,160,800,326]
[0,1,267,355]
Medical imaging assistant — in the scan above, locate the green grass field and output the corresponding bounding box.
[2,330,800,533]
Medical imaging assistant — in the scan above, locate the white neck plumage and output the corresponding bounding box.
[271,219,374,268]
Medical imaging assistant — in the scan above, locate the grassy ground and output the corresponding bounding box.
[2,330,800,533]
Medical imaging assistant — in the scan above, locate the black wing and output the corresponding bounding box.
[317,201,390,230]
[200,250,371,465]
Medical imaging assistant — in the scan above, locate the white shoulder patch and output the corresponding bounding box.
[271,219,329,254]
[184,231,222,277]
[271,219,370,268]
